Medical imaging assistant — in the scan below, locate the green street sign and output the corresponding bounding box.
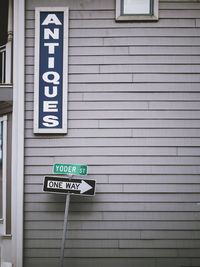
[53,163,88,176]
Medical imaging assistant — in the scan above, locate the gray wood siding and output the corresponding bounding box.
[24,0,200,266]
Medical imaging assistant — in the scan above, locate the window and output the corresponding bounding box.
[0,113,11,235]
[116,0,159,21]
[0,116,7,223]
[0,0,8,47]
[0,0,8,84]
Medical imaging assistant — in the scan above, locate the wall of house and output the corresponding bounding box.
[24,0,200,266]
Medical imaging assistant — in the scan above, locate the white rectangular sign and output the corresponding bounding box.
[34,7,69,134]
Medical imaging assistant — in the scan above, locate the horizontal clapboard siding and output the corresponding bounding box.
[24,0,200,266]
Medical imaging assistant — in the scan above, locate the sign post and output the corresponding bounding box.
[60,193,70,267]
[43,164,96,267]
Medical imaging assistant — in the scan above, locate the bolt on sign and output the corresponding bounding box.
[53,163,88,176]
[34,7,69,134]
[43,161,95,267]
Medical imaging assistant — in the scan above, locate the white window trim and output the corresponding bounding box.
[0,115,7,236]
[116,0,159,21]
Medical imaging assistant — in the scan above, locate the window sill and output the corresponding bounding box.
[115,14,159,21]
[1,234,12,239]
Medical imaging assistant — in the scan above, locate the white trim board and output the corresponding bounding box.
[12,0,25,266]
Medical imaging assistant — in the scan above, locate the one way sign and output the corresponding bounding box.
[43,176,96,196]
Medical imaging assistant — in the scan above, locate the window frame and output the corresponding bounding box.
[0,115,7,235]
[116,0,159,21]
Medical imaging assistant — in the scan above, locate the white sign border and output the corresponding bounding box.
[34,7,69,134]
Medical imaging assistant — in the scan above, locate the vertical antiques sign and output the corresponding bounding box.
[34,7,68,134]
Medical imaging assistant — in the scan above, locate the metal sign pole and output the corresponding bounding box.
[42,172,96,267]
[59,193,70,267]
